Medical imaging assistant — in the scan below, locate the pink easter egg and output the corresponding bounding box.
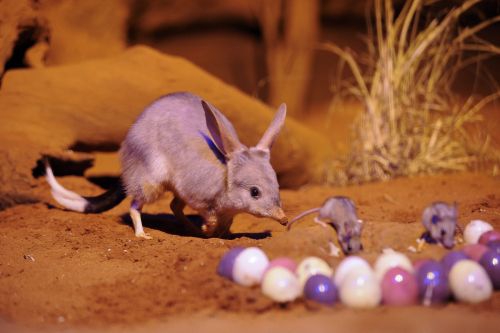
[478,230,500,245]
[462,244,490,262]
[381,267,418,306]
[265,257,298,274]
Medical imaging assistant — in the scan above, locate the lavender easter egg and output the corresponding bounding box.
[303,274,338,305]
[334,256,372,286]
[339,270,381,308]
[217,247,246,280]
[462,244,489,262]
[232,247,269,287]
[261,267,301,302]
[449,260,492,303]
[381,267,418,306]
[374,250,413,281]
[479,250,500,289]
[416,260,450,304]
[441,251,469,274]
[297,257,333,288]
[265,257,297,274]
[413,259,433,273]
[478,230,500,246]
[487,240,500,254]
[464,220,493,244]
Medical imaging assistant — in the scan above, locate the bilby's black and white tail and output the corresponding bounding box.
[45,160,126,213]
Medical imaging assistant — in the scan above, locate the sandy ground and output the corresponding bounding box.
[0,170,499,333]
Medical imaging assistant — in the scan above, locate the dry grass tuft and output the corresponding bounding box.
[323,0,500,185]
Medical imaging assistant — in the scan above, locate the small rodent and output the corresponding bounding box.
[421,201,457,249]
[287,196,364,255]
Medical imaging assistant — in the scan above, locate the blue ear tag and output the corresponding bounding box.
[431,214,440,224]
[199,131,226,164]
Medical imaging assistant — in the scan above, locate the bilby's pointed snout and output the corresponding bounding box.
[270,207,288,225]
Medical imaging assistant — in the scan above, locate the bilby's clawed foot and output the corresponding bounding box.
[135,231,152,239]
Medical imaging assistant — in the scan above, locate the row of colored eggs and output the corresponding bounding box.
[217,220,500,307]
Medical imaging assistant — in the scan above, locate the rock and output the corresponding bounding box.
[0,46,331,209]
[0,0,49,76]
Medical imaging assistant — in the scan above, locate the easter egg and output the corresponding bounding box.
[265,257,297,274]
[232,247,269,287]
[413,259,433,272]
[479,250,500,289]
[217,247,246,280]
[297,257,333,288]
[303,274,338,305]
[462,244,489,262]
[416,260,450,304]
[449,260,492,303]
[261,267,301,303]
[441,251,469,274]
[478,230,500,245]
[333,256,372,286]
[487,240,500,254]
[381,267,418,306]
[339,270,381,308]
[464,220,493,244]
[374,250,413,281]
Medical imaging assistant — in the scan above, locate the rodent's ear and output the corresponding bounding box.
[202,100,244,156]
[256,103,286,150]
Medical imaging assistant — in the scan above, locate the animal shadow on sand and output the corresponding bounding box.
[120,213,271,240]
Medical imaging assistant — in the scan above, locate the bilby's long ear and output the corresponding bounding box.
[202,100,245,156]
[256,103,287,150]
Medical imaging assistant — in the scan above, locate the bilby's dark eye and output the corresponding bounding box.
[250,186,261,199]
[441,229,446,237]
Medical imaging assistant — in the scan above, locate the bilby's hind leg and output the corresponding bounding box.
[170,197,205,237]
[130,200,152,239]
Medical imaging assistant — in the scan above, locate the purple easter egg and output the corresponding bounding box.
[441,251,469,274]
[413,259,433,272]
[265,257,298,274]
[478,230,500,245]
[304,274,338,305]
[463,244,490,262]
[416,260,450,304]
[381,267,418,306]
[487,240,500,254]
[217,247,245,280]
[479,250,500,289]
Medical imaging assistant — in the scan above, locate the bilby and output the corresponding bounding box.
[45,92,288,239]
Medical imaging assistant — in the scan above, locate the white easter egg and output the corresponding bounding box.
[449,259,493,303]
[374,250,413,282]
[464,220,494,245]
[339,269,381,308]
[334,256,373,286]
[261,267,301,303]
[297,257,333,288]
[232,247,269,287]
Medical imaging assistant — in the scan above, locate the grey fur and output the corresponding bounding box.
[288,196,363,254]
[421,202,457,249]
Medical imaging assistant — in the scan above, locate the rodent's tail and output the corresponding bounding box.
[287,207,321,230]
[45,159,126,213]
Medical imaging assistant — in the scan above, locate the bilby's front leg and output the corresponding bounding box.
[130,200,152,239]
[201,212,219,237]
[205,215,232,239]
